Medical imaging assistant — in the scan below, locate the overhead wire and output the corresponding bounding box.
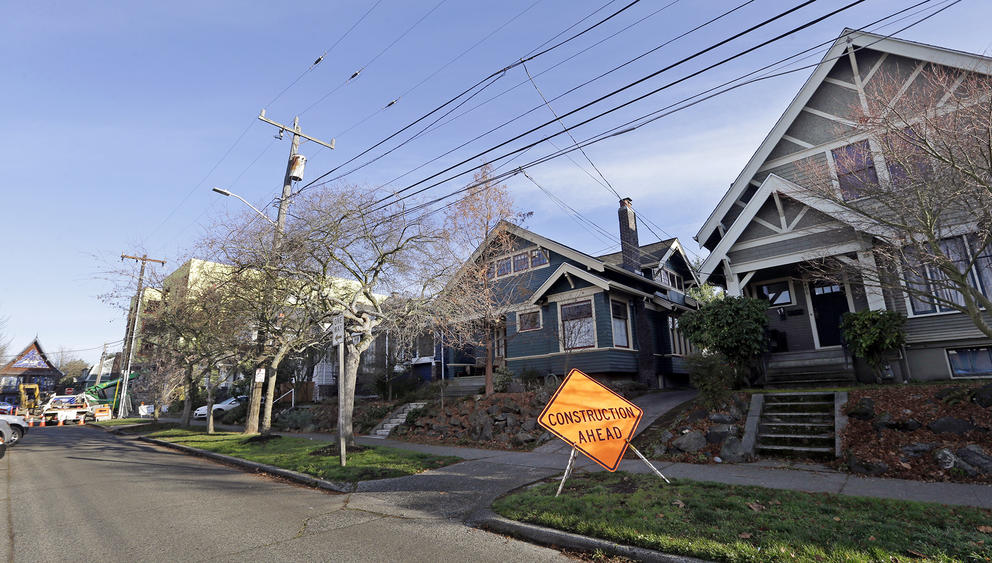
[294,0,646,194]
[374,0,951,230]
[368,0,850,212]
[142,1,383,245]
[312,0,742,194]
[300,0,449,116]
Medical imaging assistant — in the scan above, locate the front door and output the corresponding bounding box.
[809,281,849,347]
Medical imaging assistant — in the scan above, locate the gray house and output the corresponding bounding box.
[447,199,697,388]
[695,30,992,384]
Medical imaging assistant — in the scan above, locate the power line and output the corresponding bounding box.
[365,0,697,192]
[300,0,449,116]
[295,0,646,194]
[521,170,617,246]
[369,0,848,212]
[375,0,952,230]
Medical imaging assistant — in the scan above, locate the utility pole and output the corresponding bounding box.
[246,110,335,434]
[94,342,108,387]
[119,253,166,418]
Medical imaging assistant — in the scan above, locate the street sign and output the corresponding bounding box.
[537,369,643,472]
[331,314,344,346]
[254,368,266,383]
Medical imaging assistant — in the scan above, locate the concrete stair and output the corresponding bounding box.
[366,401,427,439]
[765,349,855,387]
[755,392,837,460]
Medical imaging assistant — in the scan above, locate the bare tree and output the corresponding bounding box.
[797,65,992,337]
[281,185,445,465]
[434,165,532,395]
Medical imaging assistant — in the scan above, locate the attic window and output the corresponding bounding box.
[832,140,878,201]
[496,257,512,277]
[513,253,529,272]
[530,249,548,267]
[655,268,683,291]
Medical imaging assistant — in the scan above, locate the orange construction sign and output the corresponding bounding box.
[537,369,643,471]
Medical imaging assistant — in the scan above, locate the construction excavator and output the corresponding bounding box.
[83,372,141,413]
[16,384,42,417]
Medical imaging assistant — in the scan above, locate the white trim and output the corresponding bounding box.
[728,240,870,274]
[751,216,784,234]
[781,134,814,149]
[862,52,888,84]
[531,263,609,305]
[610,299,632,349]
[804,277,854,349]
[696,29,992,246]
[856,250,886,311]
[801,106,857,127]
[558,297,598,352]
[516,308,543,333]
[772,192,787,231]
[545,286,602,304]
[730,222,843,252]
[945,346,992,379]
[505,346,639,362]
[823,77,858,90]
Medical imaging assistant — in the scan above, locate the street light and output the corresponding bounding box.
[211,187,277,226]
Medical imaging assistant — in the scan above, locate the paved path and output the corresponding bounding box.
[0,426,568,563]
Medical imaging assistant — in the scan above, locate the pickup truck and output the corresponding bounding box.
[40,395,91,424]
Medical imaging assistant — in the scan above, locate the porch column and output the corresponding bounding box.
[856,250,886,311]
[722,259,742,296]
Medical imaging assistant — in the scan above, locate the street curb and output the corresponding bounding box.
[137,436,356,494]
[476,511,709,563]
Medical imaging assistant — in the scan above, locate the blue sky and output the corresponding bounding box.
[1,0,989,364]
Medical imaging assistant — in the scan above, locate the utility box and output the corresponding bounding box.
[289,154,306,181]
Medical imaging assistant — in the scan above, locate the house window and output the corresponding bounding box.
[561,300,595,349]
[655,269,683,291]
[485,263,494,279]
[903,235,992,315]
[518,310,541,332]
[756,280,794,306]
[496,257,512,277]
[513,253,529,272]
[947,347,992,378]
[494,326,506,358]
[832,140,878,201]
[611,301,629,348]
[530,249,548,267]
[813,284,842,295]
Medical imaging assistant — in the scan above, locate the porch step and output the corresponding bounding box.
[755,392,838,461]
[444,376,486,397]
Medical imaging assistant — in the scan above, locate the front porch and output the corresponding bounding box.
[764,348,855,387]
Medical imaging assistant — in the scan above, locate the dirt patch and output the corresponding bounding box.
[607,475,640,495]
[838,382,992,484]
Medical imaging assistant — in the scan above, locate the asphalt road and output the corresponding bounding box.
[0,427,568,563]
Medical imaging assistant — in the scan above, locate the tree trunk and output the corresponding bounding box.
[181,364,194,427]
[206,384,215,434]
[244,376,263,434]
[484,338,494,396]
[338,343,361,467]
[261,352,286,433]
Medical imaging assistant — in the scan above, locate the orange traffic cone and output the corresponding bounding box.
[39,418,45,427]
[57,418,63,427]
[77,417,85,426]
[27,419,33,428]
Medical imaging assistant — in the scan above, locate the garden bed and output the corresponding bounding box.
[630,392,751,464]
[839,381,992,484]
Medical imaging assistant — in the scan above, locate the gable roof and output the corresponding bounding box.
[0,339,64,378]
[695,28,992,249]
[529,262,669,308]
[697,173,888,283]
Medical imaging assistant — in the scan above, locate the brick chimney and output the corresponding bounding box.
[618,198,640,273]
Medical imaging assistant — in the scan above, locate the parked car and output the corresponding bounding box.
[0,420,9,458]
[0,401,15,415]
[193,395,247,419]
[0,414,28,445]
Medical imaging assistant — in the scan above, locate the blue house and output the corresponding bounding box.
[447,199,697,388]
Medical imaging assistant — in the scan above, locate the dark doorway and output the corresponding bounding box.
[809,281,849,347]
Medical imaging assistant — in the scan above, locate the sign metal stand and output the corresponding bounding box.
[555,448,578,497]
[628,443,671,484]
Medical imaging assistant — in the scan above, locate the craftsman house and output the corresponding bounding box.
[0,339,63,404]
[695,29,992,384]
[446,199,696,388]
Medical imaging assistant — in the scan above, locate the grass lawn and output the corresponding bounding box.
[493,472,992,562]
[147,429,461,483]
